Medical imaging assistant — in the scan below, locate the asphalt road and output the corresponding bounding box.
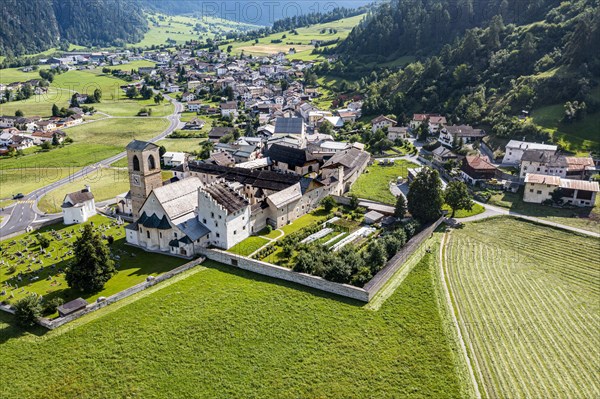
[0,95,183,239]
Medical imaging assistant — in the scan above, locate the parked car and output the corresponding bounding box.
[13,193,24,199]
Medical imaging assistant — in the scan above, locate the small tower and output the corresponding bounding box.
[126,140,163,219]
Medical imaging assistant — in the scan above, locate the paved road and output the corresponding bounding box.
[0,94,183,238]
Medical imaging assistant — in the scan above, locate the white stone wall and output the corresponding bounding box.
[523,182,555,203]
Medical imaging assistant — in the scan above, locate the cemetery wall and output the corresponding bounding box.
[34,257,205,329]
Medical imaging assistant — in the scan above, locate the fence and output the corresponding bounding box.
[200,249,370,302]
[26,257,205,330]
[363,216,446,298]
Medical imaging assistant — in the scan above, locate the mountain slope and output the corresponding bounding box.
[0,0,147,57]
[332,0,600,151]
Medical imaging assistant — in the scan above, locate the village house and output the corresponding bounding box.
[208,126,235,142]
[387,126,409,141]
[371,115,396,133]
[62,186,96,225]
[432,146,459,165]
[461,155,499,185]
[519,150,596,181]
[181,92,196,102]
[502,140,558,165]
[162,152,186,167]
[410,114,447,133]
[439,125,486,147]
[220,101,239,119]
[523,173,599,207]
[187,101,203,112]
[266,144,319,175]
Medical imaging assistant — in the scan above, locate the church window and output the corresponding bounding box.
[146,231,150,239]
[133,155,140,171]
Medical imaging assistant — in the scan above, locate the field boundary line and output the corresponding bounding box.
[440,231,484,399]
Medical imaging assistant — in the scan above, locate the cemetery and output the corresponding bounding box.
[0,215,187,317]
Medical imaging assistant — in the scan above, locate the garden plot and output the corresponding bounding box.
[331,226,376,251]
[301,228,334,244]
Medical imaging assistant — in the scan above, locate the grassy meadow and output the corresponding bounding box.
[0,251,470,398]
[350,159,418,205]
[221,14,365,60]
[444,217,600,398]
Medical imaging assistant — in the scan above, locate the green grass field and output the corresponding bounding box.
[0,167,75,201]
[350,160,418,205]
[0,215,186,306]
[0,250,469,398]
[531,87,600,151]
[444,217,600,398]
[137,14,256,48]
[222,14,365,59]
[227,236,270,257]
[442,203,486,218]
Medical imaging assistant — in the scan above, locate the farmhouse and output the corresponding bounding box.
[519,150,596,180]
[460,155,498,185]
[523,173,599,207]
[62,186,96,225]
[162,151,186,167]
[220,101,239,118]
[371,115,396,133]
[502,140,558,165]
[439,125,486,147]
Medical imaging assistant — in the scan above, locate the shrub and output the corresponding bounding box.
[42,297,64,315]
[13,294,42,327]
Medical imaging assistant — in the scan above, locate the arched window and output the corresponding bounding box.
[148,154,156,170]
[132,155,140,171]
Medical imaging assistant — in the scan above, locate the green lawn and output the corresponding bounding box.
[0,66,51,84]
[226,236,270,257]
[350,160,419,205]
[487,188,600,233]
[0,167,76,201]
[443,203,486,218]
[0,215,186,307]
[0,251,469,398]
[63,117,169,147]
[445,217,600,398]
[280,208,331,235]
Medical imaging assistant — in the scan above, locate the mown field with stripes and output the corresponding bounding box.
[444,217,600,399]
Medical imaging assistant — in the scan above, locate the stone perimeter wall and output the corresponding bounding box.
[200,249,371,302]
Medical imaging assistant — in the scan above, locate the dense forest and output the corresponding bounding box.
[337,0,564,59]
[324,0,600,149]
[0,0,148,57]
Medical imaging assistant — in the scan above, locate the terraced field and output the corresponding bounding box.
[444,217,600,398]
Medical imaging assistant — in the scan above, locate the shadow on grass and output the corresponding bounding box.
[0,311,48,344]
[202,260,365,308]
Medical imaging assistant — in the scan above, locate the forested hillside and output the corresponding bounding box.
[337,0,563,59]
[329,0,600,150]
[0,0,147,57]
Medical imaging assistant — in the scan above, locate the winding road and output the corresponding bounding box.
[0,94,183,238]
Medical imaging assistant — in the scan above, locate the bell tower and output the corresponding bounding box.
[126,140,163,219]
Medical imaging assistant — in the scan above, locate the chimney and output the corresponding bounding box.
[84,185,91,192]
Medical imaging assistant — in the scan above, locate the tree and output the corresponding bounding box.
[321,196,336,213]
[394,195,407,218]
[13,294,42,327]
[125,86,138,99]
[52,133,60,146]
[550,188,564,204]
[140,85,153,100]
[52,103,60,117]
[445,181,473,218]
[15,109,23,117]
[348,193,359,210]
[159,145,167,157]
[93,88,102,103]
[65,224,115,293]
[70,93,79,108]
[365,241,387,273]
[407,168,444,223]
[154,93,164,105]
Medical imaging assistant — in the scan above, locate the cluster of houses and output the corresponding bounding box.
[0,110,82,154]
[0,78,48,102]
